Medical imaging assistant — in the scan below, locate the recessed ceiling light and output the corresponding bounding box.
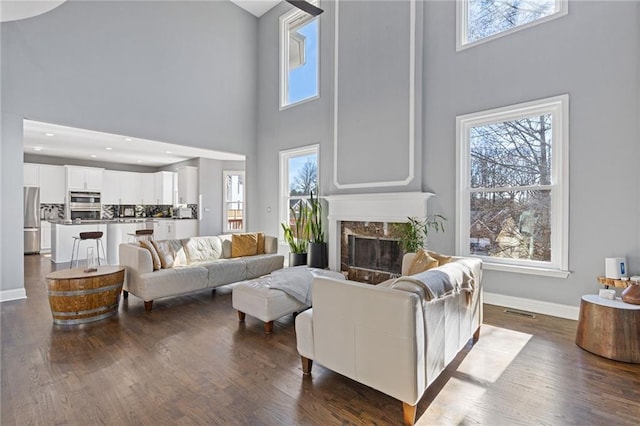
[165,151,172,154]
[33,146,43,151]
[124,138,133,142]
[90,155,97,158]
[44,132,55,137]
[105,147,113,151]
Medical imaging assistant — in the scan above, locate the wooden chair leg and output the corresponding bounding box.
[144,300,153,312]
[402,402,417,426]
[301,356,313,375]
[238,311,246,322]
[473,325,481,343]
[264,321,274,334]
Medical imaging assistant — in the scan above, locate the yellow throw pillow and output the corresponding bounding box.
[151,240,176,269]
[257,232,265,254]
[231,233,258,257]
[407,249,439,275]
[139,240,161,271]
[427,250,452,265]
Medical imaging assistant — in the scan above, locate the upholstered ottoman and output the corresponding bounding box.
[232,267,344,334]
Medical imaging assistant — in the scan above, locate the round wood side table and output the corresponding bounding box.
[575,294,640,364]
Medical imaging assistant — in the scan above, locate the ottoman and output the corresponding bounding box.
[232,267,344,334]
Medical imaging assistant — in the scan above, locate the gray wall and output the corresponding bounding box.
[1,1,258,293]
[256,1,640,308]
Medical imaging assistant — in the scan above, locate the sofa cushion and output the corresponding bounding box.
[257,232,265,254]
[200,258,248,286]
[152,239,189,269]
[139,240,161,270]
[183,236,222,263]
[231,233,259,257]
[407,249,439,275]
[427,250,452,266]
[245,254,285,279]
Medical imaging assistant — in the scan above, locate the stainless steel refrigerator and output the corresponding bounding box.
[24,186,41,254]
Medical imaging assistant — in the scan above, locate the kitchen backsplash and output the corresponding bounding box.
[101,204,198,219]
[40,204,65,220]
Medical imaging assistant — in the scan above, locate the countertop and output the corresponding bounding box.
[51,218,196,225]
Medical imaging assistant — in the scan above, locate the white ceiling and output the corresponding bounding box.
[23,120,245,168]
[229,0,281,17]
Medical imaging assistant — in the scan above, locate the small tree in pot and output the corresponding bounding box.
[396,215,447,253]
[307,191,328,269]
[281,201,310,267]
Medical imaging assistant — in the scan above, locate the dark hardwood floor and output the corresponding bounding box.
[2,255,639,425]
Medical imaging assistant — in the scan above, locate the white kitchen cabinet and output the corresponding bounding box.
[177,166,198,205]
[102,170,121,204]
[24,163,40,187]
[41,221,52,253]
[39,165,66,204]
[119,172,143,204]
[141,173,155,205]
[51,222,108,264]
[106,221,153,264]
[153,220,175,241]
[174,219,198,239]
[66,166,103,191]
[154,171,174,205]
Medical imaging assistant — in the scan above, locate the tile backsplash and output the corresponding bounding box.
[40,204,65,220]
[101,204,196,219]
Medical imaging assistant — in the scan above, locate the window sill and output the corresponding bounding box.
[483,262,570,279]
[279,94,320,111]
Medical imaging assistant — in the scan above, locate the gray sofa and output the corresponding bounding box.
[119,234,283,311]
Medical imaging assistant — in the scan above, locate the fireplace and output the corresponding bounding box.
[325,192,434,284]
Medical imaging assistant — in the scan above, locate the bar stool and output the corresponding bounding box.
[69,231,107,269]
[127,229,154,242]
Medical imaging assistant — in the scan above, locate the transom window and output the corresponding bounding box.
[456,95,569,277]
[280,2,320,109]
[279,145,319,239]
[457,0,568,50]
[223,171,245,233]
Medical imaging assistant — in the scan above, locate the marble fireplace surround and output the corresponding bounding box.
[325,192,434,273]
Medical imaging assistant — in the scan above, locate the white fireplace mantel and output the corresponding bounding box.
[324,192,434,271]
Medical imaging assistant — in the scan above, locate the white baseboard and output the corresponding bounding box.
[0,288,27,302]
[484,292,579,320]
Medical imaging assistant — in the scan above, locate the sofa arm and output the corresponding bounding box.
[119,243,153,292]
[310,277,426,406]
[264,236,278,254]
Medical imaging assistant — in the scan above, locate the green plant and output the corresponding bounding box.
[281,201,310,254]
[308,191,325,243]
[396,215,447,253]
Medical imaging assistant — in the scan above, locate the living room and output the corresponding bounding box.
[2,0,639,424]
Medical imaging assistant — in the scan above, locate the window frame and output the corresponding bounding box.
[455,95,569,278]
[222,170,245,234]
[279,1,320,110]
[279,144,320,242]
[456,0,568,51]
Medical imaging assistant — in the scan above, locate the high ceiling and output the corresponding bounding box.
[23,120,245,168]
[229,0,281,17]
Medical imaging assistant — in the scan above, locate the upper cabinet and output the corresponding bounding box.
[39,165,66,203]
[154,171,174,205]
[177,166,198,205]
[24,163,40,187]
[141,173,155,205]
[102,170,121,204]
[66,166,103,191]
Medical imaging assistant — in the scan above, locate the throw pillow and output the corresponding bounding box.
[427,250,453,265]
[231,233,258,257]
[152,240,176,269]
[257,232,265,254]
[139,240,161,271]
[407,249,439,275]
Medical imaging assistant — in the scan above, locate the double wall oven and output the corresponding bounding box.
[69,191,101,220]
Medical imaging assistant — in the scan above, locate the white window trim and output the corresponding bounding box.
[279,1,321,110]
[455,95,570,277]
[279,144,320,242]
[223,170,245,233]
[456,0,568,52]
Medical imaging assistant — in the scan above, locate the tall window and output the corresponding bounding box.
[223,171,245,233]
[280,145,319,237]
[280,2,320,109]
[456,95,569,277]
[457,0,568,50]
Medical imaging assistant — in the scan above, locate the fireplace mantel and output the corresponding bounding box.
[325,192,434,271]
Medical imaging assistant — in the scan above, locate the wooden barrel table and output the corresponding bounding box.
[45,266,125,325]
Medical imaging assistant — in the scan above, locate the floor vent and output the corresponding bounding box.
[504,308,536,319]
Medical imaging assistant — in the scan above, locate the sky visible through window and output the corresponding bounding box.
[288,19,318,105]
[288,153,317,195]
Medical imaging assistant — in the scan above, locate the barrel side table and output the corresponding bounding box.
[575,294,640,364]
[45,266,125,325]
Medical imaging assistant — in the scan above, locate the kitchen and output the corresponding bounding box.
[23,120,245,266]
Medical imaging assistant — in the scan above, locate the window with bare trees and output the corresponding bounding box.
[279,145,319,239]
[456,95,569,277]
[457,0,568,50]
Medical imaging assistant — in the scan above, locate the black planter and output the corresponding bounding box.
[289,252,308,267]
[307,242,328,269]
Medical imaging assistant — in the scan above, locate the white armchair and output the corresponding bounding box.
[295,255,483,425]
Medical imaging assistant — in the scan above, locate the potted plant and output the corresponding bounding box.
[281,200,310,267]
[396,215,446,253]
[307,191,328,269]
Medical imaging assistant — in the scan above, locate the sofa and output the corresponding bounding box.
[295,253,483,425]
[119,233,284,311]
